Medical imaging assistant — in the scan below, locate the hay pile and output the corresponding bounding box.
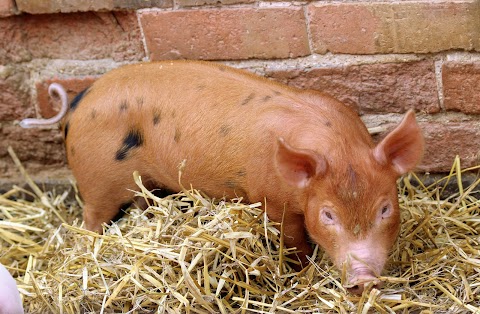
[1,153,480,313]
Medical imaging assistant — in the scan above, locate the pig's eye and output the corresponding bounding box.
[380,204,392,218]
[320,208,337,225]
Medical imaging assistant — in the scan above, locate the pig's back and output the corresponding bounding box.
[64,61,369,198]
[67,61,298,144]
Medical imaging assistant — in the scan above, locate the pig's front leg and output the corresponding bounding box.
[273,210,313,269]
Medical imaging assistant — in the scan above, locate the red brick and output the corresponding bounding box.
[369,115,480,172]
[0,158,69,181]
[307,3,379,54]
[16,0,171,14]
[177,0,253,8]
[308,2,480,54]
[0,0,16,16]
[36,77,98,118]
[0,66,33,121]
[418,120,480,172]
[139,8,310,60]
[443,61,480,114]
[0,123,66,176]
[113,0,171,10]
[265,60,439,114]
[16,0,111,13]
[0,12,144,63]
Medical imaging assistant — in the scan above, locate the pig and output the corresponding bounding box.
[20,61,424,294]
[0,264,24,314]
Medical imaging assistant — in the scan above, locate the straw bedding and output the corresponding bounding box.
[1,150,479,313]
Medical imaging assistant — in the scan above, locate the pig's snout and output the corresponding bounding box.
[331,238,389,295]
[345,270,383,295]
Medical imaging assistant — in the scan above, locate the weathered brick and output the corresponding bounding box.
[16,0,111,13]
[367,114,480,172]
[443,61,480,114]
[36,77,98,118]
[0,123,66,176]
[0,66,32,121]
[0,12,144,63]
[16,0,171,14]
[139,8,310,60]
[0,0,16,16]
[177,0,253,8]
[265,60,439,114]
[308,2,480,54]
[113,0,171,10]
[307,3,378,54]
[418,120,480,172]
[0,158,69,181]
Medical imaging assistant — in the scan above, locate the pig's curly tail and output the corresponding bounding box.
[19,83,68,128]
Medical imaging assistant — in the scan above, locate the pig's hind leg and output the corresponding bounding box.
[80,170,168,233]
[78,171,143,233]
[82,197,135,233]
[70,128,154,232]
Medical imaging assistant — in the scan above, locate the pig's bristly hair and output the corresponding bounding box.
[333,159,397,237]
[337,164,364,206]
[335,163,370,236]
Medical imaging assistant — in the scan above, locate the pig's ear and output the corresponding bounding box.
[275,137,327,188]
[373,110,424,175]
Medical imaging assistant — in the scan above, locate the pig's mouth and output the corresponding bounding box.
[344,277,383,295]
[341,255,384,295]
[344,269,382,292]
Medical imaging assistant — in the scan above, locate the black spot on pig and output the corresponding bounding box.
[225,179,238,189]
[240,93,255,106]
[153,111,161,126]
[171,110,176,118]
[237,168,247,177]
[197,84,206,91]
[70,88,89,111]
[63,122,70,139]
[91,109,97,120]
[70,146,75,157]
[262,95,272,102]
[174,128,181,143]
[120,100,128,112]
[224,179,248,198]
[273,90,282,96]
[324,121,332,127]
[136,97,144,108]
[115,128,144,161]
[219,124,231,136]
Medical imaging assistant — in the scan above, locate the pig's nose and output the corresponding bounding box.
[345,276,383,295]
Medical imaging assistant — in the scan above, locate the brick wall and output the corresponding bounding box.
[1,0,480,182]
